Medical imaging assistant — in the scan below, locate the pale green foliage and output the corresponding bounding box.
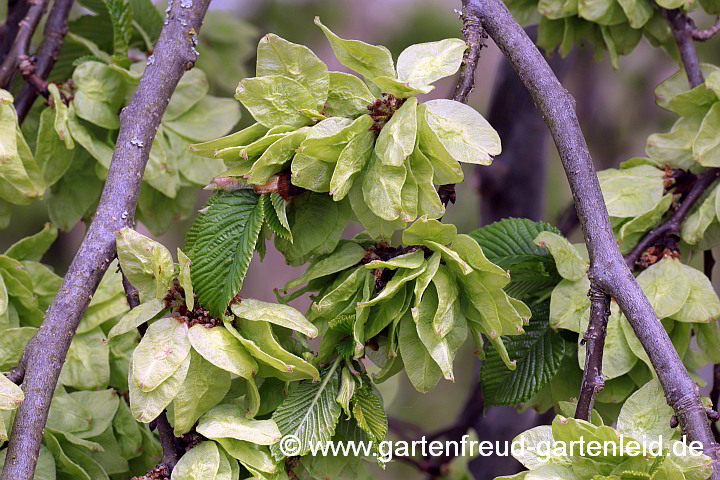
[191,23,500,240]
[497,407,712,480]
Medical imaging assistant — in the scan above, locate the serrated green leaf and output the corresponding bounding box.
[351,382,387,443]
[270,361,342,460]
[482,302,566,406]
[187,191,264,317]
[262,193,292,242]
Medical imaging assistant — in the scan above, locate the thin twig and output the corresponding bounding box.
[14,0,74,123]
[624,169,720,269]
[691,16,720,41]
[0,0,31,63]
[0,1,212,478]
[0,0,49,89]
[121,273,180,471]
[712,364,720,442]
[575,287,610,420]
[464,0,720,475]
[453,8,486,103]
[663,9,705,88]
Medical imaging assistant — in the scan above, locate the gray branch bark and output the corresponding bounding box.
[463,0,720,475]
[0,1,211,478]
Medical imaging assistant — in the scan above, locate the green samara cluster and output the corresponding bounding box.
[506,0,719,67]
[190,18,501,241]
[279,217,530,393]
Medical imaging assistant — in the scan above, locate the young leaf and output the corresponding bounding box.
[336,367,356,419]
[636,257,690,319]
[186,191,264,317]
[694,102,720,167]
[402,216,457,245]
[107,298,164,339]
[351,383,388,443]
[421,99,501,165]
[270,362,342,460]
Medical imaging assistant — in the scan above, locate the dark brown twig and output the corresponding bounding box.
[0,1,212,478]
[663,9,705,88]
[14,0,74,123]
[464,0,720,475]
[453,7,486,104]
[0,0,49,89]
[0,0,31,63]
[712,364,720,442]
[575,287,610,420]
[121,272,181,472]
[624,166,720,270]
